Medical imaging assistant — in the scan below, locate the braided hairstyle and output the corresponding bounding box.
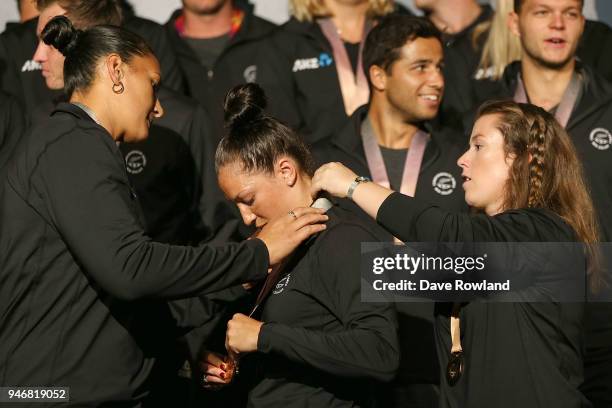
[476,100,602,289]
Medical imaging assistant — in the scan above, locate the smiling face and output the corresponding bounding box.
[33,3,67,90]
[458,114,514,215]
[112,54,163,142]
[379,36,444,122]
[509,0,584,70]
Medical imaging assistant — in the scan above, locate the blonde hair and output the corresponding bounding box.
[290,0,394,22]
[473,0,522,80]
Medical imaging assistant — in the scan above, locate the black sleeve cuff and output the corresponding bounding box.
[257,322,276,353]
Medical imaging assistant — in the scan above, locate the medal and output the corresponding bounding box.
[446,350,464,386]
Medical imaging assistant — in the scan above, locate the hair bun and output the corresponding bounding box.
[41,15,81,57]
[223,83,267,132]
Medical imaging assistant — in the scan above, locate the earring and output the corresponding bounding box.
[112,82,124,94]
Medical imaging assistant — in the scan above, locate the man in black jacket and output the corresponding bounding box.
[416,0,494,132]
[472,1,612,406]
[0,0,183,115]
[0,91,25,174]
[164,0,289,139]
[313,15,467,408]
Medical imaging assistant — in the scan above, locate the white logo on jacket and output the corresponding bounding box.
[292,53,333,72]
[21,60,41,72]
[432,172,456,195]
[243,65,257,83]
[589,128,611,150]
[273,274,291,295]
[125,150,147,174]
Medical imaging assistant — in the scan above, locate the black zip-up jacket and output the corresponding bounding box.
[376,193,589,408]
[0,103,269,406]
[578,20,612,83]
[313,106,468,219]
[119,87,244,245]
[249,205,399,407]
[312,106,468,406]
[264,6,412,145]
[164,3,291,139]
[473,61,612,408]
[123,16,185,93]
[438,4,494,132]
[0,91,25,174]
[0,16,183,115]
[475,61,612,242]
[0,18,59,113]
[439,14,611,134]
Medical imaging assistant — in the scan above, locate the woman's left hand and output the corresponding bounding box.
[225,313,264,356]
[311,162,358,198]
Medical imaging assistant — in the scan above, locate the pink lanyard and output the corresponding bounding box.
[318,18,371,116]
[361,116,430,197]
[514,72,581,128]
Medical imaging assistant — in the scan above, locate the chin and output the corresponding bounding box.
[124,131,149,143]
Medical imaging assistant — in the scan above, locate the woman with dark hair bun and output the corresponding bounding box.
[201,83,400,407]
[311,100,600,407]
[0,16,327,406]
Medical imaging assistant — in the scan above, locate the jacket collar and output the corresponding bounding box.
[329,105,443,173]
[167,1,275,47]
[501,60,612,129]
[51,102,95,123]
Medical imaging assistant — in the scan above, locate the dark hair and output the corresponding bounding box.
[514,0,583,13]
[363,15,441,80]
[215,83,314,177]
[36,0,122,27]
[41,15,153,96]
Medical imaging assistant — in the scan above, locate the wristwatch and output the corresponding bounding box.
[347,176,371,200]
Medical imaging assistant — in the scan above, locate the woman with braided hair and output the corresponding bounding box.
[311,100,600,407]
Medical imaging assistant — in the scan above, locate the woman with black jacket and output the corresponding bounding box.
[201,83,400,407]
[311,100,600,408]
[0,17,326,406]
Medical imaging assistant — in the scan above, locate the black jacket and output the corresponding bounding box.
[123,16,185,93]
[0,103,269,406]
[0,18,60,113]
[312,106,468,405]
[578,20,612,84]
[475,61,612,242]
[249,205,399,407]
[376,193,589,408]
[119,87,244,245]
[0,91,25,174]
[0,16,183,116]
[438,4,494,131]
[313,106,469,219]
[438,13,612,133]
[164,3,289,139]
[264,6,412,145]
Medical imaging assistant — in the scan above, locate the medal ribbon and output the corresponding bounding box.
[318,18,371,116]
[514,71,581,128]
[361,116,429,197]
[248,198,333,318]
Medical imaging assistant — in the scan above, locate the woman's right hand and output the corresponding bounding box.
[200,351,233,390]
[257,207,328,265]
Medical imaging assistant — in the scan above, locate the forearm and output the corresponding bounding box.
[257,322,399,382]
[350,181,394,221]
